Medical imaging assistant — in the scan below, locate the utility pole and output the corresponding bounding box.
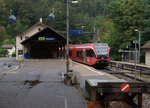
[133,40,138,81]
[66,0,78,73]
[138,31,141,63]
[66,0,69,73]
[135,30,141,63]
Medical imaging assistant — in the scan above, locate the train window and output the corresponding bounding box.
[69,51,72,56]
[91,50,96,57]
[77,51,83,58]
[86,49,96,57]
[86,50,90,57]
[95,45,108,55]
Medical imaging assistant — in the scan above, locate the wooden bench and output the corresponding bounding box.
[85,79,150,108]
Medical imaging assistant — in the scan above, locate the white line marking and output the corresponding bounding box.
[52,95,67,108]
[121,84,129,91]
[64,97,67,108]
[0,66,19,75]
[79,64,104,75]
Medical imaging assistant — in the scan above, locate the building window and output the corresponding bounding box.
[77,51,83,58]
[38,28,41,31]
[20,37,22,40]
[18,50,23,55]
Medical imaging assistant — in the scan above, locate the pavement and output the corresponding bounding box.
[0,58,87,108]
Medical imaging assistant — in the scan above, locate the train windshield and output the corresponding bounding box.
[94,43,108,55]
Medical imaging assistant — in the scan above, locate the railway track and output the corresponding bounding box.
[96,66,150,83]
[111,73,142,82]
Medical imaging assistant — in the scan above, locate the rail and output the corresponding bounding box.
[109,61,150,76]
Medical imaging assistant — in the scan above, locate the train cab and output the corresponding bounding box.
[94,43,110,66]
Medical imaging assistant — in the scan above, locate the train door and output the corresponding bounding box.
[83,48,85,63]
[85,49,91,65]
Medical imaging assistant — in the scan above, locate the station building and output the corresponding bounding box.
[141,41,150,66]
[16,21,67,60]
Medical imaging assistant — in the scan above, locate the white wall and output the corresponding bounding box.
[7,47,15,57]
[146,49,150,66]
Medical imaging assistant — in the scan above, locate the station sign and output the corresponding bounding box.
[69,30,82,34]
[39,37,45,40]
[38,37,56,41]
[46,37,56,40]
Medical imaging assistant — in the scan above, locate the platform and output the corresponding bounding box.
[70,61,118,89]
[0,59,87,108]
[110,60,150,69]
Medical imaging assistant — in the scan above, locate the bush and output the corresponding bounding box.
[0,49,8,57]
[12,52,16,57]
[114,55,122,61]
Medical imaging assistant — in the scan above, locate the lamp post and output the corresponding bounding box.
[135,29,141,63]
[66,0,78,73]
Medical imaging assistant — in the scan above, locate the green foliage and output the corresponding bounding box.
[0,48,8,57]
[14,20,26,35]
[2,38,15,45]
[142,0,150,44]
[0,0,8,26]
[12,51,16,57]
[0,26,9,44]
[100,0,144,58]
[100,18,121,56]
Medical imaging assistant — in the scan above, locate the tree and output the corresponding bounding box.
[2,38,15,45]
[0,0,8,26]
[0,48,8,57]
[0,26,9,44]
[107,0,144,49]
[14,19,26,35]
[143,0,150,44]
[100,18,121,56]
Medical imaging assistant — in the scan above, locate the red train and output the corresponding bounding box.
[69,43,110,67]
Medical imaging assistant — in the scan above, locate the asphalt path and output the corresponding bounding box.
[0,58,86,108]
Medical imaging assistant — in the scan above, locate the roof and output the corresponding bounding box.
[2,44,15,49]
[141,41,150,49]
[21,26,70,45]
[16,22,47,37]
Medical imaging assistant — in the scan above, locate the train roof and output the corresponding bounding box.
[69,43,108,48]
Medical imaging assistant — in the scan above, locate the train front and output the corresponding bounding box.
[94,43,110,67]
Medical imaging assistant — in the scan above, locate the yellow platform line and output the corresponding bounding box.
[0,67,18,75]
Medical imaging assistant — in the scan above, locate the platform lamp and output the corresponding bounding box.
[66,0,79,73]
[9,9,17,23]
